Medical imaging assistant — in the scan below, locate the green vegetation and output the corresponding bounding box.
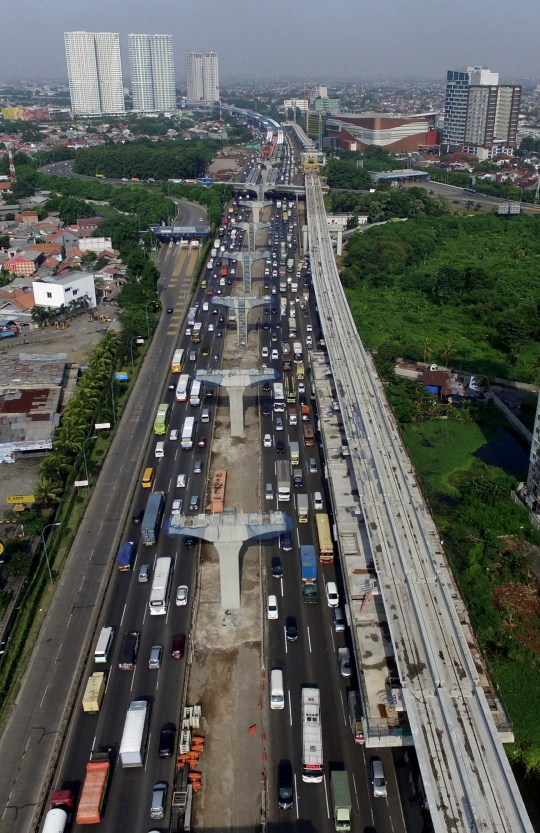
[325,158,373,190]
[328,186,449,223]
[520,136,540,155]
[72,138,218,180]
[342,211,540,381]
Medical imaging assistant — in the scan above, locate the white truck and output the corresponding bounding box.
[301,686,323,782]
[277,459,290,502]
[119,700,150,767]
[297,493,309,523]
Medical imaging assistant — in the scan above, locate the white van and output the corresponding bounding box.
[270,668,284,709]
[313,491,323,510]
[201,408,210,423]
[155,441,165,458]
[202,301,209,312]
[94,626,115,664]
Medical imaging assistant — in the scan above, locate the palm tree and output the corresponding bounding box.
[422,338,432,363]
[30,305,50,328]
[475,373,492,390]
[441,342,455,367]
[35,475,64,505]
[529,358,540,384]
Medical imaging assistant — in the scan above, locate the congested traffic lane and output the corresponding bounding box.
[55,226,238,833]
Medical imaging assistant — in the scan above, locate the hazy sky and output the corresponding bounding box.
[1,0,537,83]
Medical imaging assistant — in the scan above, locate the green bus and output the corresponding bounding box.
[154,403,169,435]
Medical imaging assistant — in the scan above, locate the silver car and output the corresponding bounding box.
[370,759,387,798]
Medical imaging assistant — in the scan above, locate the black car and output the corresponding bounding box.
[184,536,195,548]
[262,322,270,330]
[278,759,294,809]
[212,308,219,314]
[263,382,271,392]
[132,508,144,524]
[167,307,173,314]
[281,531,292,552]
[276,440,285,453]
[262,404,271,416]
[159,723,176,758]
[285,617,298,642]
[219,316,225,323]
[271,556,283,578]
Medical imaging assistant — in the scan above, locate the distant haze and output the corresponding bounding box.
[0,0,537,83]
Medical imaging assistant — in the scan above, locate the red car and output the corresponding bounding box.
[197,437,206,449]
[171,633,186,659]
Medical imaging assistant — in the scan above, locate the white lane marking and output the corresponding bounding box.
[92,735,97,751]
[105,671,112,693]
[288,689,293,726]
[169,478,172,491]
[323,772,331,818]
[144,733,151,770]
[280,577,284,597]
[130,666,136,692]
[78,577,85,594]
[339,689,347,726]
[156,668,161,690]
[142,604,147,626]
[296,528,300,548]
[55,643,63,661]
[120,603,127,626]
[330,625,336,651]
[307,626,312,653]
[175,448,178,461]
[294,772,299,819]
[284,626,288,654]
[166,602,171,624]
[39,686,49,708]
[351,772,361,813]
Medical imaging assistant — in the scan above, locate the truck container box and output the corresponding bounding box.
[82,672,106,713]
[330,771,352,831]
[119,700,150,767]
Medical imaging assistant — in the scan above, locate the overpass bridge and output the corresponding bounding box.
[305,173,533,833]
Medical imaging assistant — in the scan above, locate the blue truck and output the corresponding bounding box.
[141,492,165,546]
[117,541,136,571]
[300,544,318,602]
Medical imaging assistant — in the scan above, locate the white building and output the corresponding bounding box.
[129,34,176,113]
[186,52,219,103]
[33,272,97,310]
[64,32,125,115]
[284,99,309,113]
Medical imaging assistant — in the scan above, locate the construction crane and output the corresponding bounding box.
[7,148,16,182]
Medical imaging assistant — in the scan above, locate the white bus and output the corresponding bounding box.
[189,380,202,407]
[175,374,190,402]
[149,556,173,615]
[273,382,285,412]
[293,341,303,363]
[301,686,323,782]
[181,416,196,450]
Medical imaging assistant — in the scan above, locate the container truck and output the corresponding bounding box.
[76,751,110,824]
[301,404,310,422]
[82,672,106,713]
[330,771,352,831]
[119,699,150,767]
[277,460,290,502]
[290,441,300,465]
[297,493,309,524]
[118,631,140,671]
[300,544,318,601]
[141,491,165,545]
[348,691,365,744]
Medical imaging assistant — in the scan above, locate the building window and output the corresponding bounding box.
[65,287,71,293]
[46,292,52,298]
[73,288,79,296]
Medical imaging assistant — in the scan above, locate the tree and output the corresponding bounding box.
[0,235,9,249]
[35,475,64,505]
[30,305,51,328]
[441,342,455,367]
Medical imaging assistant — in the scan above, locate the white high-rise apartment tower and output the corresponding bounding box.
[64,32,125,115]
[186,52,219,103]
[129,34,176,113]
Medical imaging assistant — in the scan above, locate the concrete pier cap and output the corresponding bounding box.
[165,510,293,609]
[195,367,277,437]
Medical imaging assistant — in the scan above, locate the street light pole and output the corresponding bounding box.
[41,522,60,582]
[82,434,98,483]
[144,300,155,339]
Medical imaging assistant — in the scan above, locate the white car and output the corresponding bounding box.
[177,474,186,488]
[298,381,305,394]
[325,581,339,608]
[172,498,183,514]
[271,349,279,361]
[176,584,188,606]
[185,327,192,336]
[306,336,313,348]
[169,429,179,441]
[306,324,313,332]
[267,594,278,620]
[263,433,272,448]
[261,346,269,358]
[208,324,214,332]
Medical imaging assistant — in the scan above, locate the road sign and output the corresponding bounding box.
[74,480,89,488]
[95,423,111,430]
[115,372,129,381]
[7,495,35,504]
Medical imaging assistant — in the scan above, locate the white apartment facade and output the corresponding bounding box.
[64,32,125,115]
[33,272,97,310]
[129,34,176,112]
[186,52,219,102]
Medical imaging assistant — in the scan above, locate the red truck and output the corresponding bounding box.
[76,751,111,824]
[301,404,310,422]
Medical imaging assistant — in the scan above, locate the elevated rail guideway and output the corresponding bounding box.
[304,173,533,833]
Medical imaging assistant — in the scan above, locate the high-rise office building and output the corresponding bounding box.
[442,66,521,158]
[128,34,176,112]
[185,52,219,103]
[64,32,125,115]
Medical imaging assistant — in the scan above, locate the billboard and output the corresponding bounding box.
[2,106,50,122]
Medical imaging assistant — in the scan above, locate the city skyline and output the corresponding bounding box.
[1,0,538,82]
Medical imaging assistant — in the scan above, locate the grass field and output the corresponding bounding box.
[401,418,498,495]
